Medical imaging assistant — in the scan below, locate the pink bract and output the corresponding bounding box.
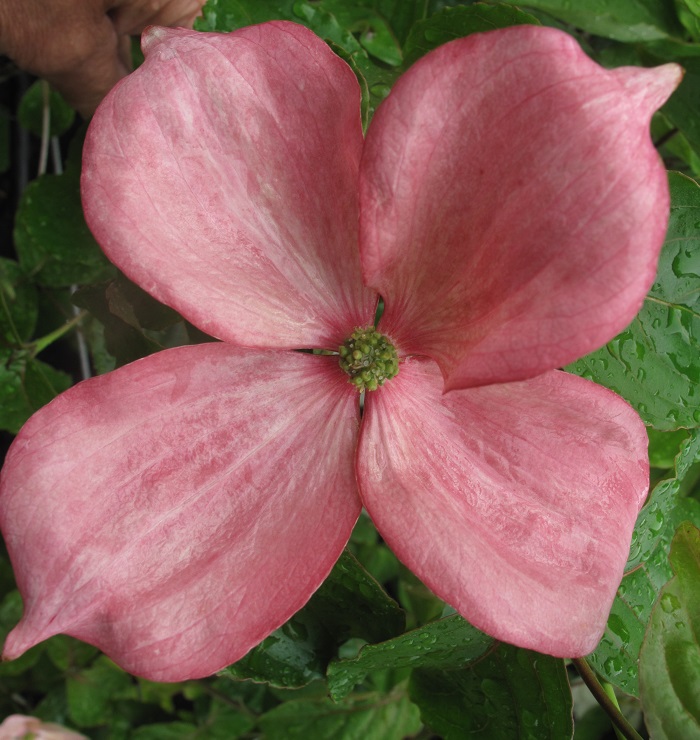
[0,21,681,681]
[0,715,88,740]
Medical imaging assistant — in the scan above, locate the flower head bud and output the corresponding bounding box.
[338,327,399,392]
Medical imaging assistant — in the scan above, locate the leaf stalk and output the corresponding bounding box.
[572,658,643,740]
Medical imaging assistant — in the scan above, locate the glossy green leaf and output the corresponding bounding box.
[0,349,72,433]
[196,0,292,30]
[648,428,693,468]
[18,80,75,138]
[306,1,403,65]
[0,258,38,345]
[371,0,427,45]
[304,549,405,643]
[410,645,572,739]
[628,429,700,571]
[327,615,494,701]
[224,550,404,688]
[14,134,112,288]
[258,685,421,740]
[640,522,700,738]
[587,430,700,695]
[403,4,539,66]
[568,172,700,430]
[500,0,683,41]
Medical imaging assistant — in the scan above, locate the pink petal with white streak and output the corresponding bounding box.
[1,345,360,681]
[360,25,681,388]
[83,22,375,350]
[358,358,648,656]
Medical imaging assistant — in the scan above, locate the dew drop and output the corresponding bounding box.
[608,614,631,643]
[603,656,623,676]
[661,592,682,614]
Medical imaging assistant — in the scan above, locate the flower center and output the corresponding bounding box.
[338,327,399,391]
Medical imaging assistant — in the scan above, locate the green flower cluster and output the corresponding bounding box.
[338,327,399,391]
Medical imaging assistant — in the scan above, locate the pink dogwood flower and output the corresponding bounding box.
[0,22,680,682]
[0,715,87,740]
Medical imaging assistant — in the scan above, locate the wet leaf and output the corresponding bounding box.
[409,645,572,739]
[587,430,700,695]
[223,550,404,688]
[326,615,494,701]
[640,522,700,738]
[403,4,539,66]
[569,172,700,430]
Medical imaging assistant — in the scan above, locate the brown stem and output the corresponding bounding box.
[572,658,643,740]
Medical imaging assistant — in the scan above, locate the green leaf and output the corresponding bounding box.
[197,0,291,30]
[0,349,72,433]
[675,0,700,38]
[258,684,421,740]
[409,645,573,739]
[45,636,99,672]
[66,656,137,727]
[224,550,404,688]
[662,69,700,161]
[648,427,692,468]
[132,707,255,739]
[587,430,700,695]
[568,172,700,430]
[309,1,403,65]
[372,0,428,45]
[305,549,405,644]
[14,133,113,288]
[72,274,187,368]
[0,258,38,345]
[500,0,684,42]
[403,4,540,66]
[326,615,494,701]
[18,80,75,138]
[629,428,700,571]
[131,723,205,739]
[640,522,700,738]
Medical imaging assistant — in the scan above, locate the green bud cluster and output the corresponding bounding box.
[338,327,399,392]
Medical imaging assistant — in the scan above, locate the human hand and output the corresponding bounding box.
[0,0,205,117]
